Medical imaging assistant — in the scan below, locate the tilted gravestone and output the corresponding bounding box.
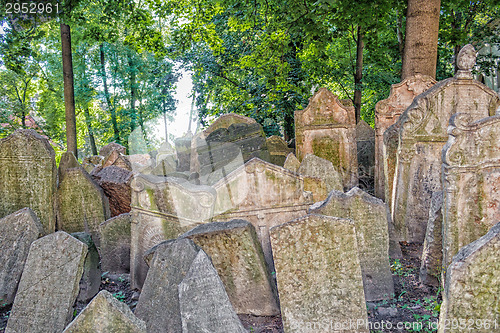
[175,133,193,172]
[92,165,133,217]
[270,214,368,333]
[294,88,358,190]
[181,220,279,316]
[437,222,500,333]
[309,187,394,301]
[298,153,343,197]
[71,232,101,303]
[129,174,216,289]
[0,129,57,234]
[99,142,126,157]
[356,120,375,194]
[6,231,88,333]
[62,290,146,333]
[212,158,314,273]
[101,150,132,171]
[374,74,436,199]
[134,238,200,333]
[179,250,247,333]
[0,208,43,305]
[266,135,293,167]
[283,152,300,172]
[57,167,111,236]
[391,45,500,243]
[420,191,444,287]
[442,113,500,269]
[99,213,131,274]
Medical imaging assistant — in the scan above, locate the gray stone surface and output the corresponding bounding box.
[442,113,500,269]
[58,151,81,180]
[71,232,101,302]
[63,290,146,333]
[0,208,43,305]
[437,222,500,333]
[420,191,444,287]
[310,187,394,301]
[99,213,131,274]
[266,135,293,167]
[356,120,375,189]
[57,167,110,236]
[298,153,343,194]
[391,46,500,243]
[283,152,300,172]
[5,231,88,333]
[181,220,279,316]
[99,142,126,157]
[135,238,200,333]
[270,214,368,333]
[175,133,193,172]
[0,129,57,234]
[179,250,247,333]
[101,150,132,171]
[295,88,358,190]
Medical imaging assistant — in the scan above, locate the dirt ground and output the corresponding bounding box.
[0,243,440,333]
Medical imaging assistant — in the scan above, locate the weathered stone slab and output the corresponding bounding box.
[99,213,131,274]
[130,174,216,289]
[152,153,177,176]
[0,129,57,234]
[102,150,132,171]
[57,167,110,236]
[93,166,133,217]
[58,151,81,180]
[356,120,375,194]
[382,123,400,211]
[179,250,247,333]
[374,74,436,199]
[283,152,300,172]
[420,191,444,287]
[99,142,126,157]
[0,208,43,305]
[295,88,358,190]
[181,220,279,316]
[437,222,500,333]
[6,231,88,333]
[175,133,192,172]
[82,155,103,174]
[266,135,293,167]
[442,113,500,269]
[212,158,314,273]
[63,290,146,333]
[71,232,101,302]
[392,45,500,243]
[298,153,343,195]
[270,214,368,332]
[310,187,394,301]
[135,238,200,333]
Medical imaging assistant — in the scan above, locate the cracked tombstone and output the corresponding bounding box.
[5,231,88,333]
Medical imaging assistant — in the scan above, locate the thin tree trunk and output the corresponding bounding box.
[188,93,195,134]
[100,43,120,144]
[353,26,364,124]
[396,10,405,63]
[60,23,78,158]
[401,0,441,80]
[163,97,168,141]
[83,106,98,155]
[128,50,137,133]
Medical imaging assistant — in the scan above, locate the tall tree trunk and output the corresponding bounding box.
[60,23,78,158]
[100,43,121,144]
[401,0,441,80]
[353,26,364,124]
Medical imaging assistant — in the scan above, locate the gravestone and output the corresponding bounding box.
[356,120,375,192]
[310,187,394,301]
[294,88,358,190]
[5,231,87,333]
[391,45,500,243]
[63,290,146,333]
[0,208,43,305]
[266,135,293,167]
[130,174,216,289]
[0,129,57,234]
[99,142,125,157]
[437,222,500,333]
[93,166,133,217]
[57,167,111,236]
[297,153,343,195]
[382,123,400,211]
[58,151,81,180]
[179,250,247,333]
[99,213,131,274]
[101,150,132,171]
[442,113,500,269]
[152,153,177,176]
[181,220,279,316]
[82,155,103,174]
[270,214,368,333]
[374,74,436,199]
[212,158,314,272]
[71,232,101,302]
[283,152,300,172]
[175,133,192,172]
[135,238,200,333]
[420,191,444,287]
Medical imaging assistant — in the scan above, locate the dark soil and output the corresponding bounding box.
[0,243,440,333]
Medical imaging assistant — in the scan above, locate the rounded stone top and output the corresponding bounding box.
[456,44,476,71]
